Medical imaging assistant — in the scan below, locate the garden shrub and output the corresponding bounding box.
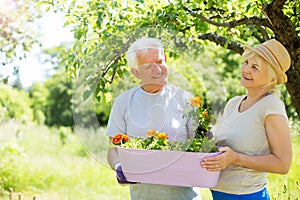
[0,84,33,123]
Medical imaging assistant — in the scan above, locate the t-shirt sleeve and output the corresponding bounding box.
[262,96,288,122]
[106,95,127,137]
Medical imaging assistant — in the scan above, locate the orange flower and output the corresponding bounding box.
[203,111,208,117]
[190,96,201,107]
[156,132,168,139]
[112,133,123,145]
[112,133,129,145]
[146,129,157,137]
[122,134,129,142]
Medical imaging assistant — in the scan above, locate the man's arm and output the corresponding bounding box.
[107,137,120,169]
[107,137,136,184]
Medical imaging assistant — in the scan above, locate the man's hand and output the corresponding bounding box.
[115,164,137,184]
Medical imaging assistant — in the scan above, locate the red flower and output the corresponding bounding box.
[112,133,129,145]
[112,134,122,145]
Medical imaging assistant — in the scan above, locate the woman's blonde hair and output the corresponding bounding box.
[242,49,281,97]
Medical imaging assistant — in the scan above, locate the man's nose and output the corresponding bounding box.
[151,63,162,72]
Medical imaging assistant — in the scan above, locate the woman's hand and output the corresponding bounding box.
[200,147,239,171]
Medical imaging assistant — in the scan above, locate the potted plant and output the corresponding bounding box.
[111,96,221,188]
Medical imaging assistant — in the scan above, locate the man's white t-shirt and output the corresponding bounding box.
[106,84,195,140]
[106,84,201,200]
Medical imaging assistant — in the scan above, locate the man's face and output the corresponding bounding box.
[132,48,168,93]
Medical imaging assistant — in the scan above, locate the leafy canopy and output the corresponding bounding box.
[39,0,299,118]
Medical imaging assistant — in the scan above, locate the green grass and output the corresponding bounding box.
[267,120,300,200]
[0,119,299,199]
[0,121,130,200]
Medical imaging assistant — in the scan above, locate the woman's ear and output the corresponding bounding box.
[131,67,141,79]
[269,77,277,85]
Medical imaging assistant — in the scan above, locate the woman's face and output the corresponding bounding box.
[241,56,273,90]
[132,48,168,93]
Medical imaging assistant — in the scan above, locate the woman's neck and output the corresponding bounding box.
[239,89,270,112]
[246,88,270,101]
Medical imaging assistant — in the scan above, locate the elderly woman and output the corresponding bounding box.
[201,39,292,200]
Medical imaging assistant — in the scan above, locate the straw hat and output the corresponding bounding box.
[243,39,291,84]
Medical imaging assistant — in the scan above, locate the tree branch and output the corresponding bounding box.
[255,26,270,41]
[190,7,226,15]
[270,0,287,10]
[197,33,244,54]
[102,35,136,77]
[183,6,271,29]
[248,25,270,42]
[262,0,298,44]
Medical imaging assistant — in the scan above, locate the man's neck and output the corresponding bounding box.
[141,84,164,93]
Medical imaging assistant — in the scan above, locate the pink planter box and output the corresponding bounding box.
[118,147,221,188]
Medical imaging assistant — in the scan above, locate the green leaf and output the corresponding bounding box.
[83,88,93,101]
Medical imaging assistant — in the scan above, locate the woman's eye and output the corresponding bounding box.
[252,65,258,70]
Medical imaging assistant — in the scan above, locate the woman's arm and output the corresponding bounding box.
[201,114,292,174]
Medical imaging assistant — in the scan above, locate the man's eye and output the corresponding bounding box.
[145,64,152,68]
[141,63,151,69]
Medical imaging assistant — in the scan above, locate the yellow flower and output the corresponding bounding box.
[156,132,168,139]
[146,129,157,137]
[190,96,201,107]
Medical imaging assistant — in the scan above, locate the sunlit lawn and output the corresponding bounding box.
[0,121,130,200]
[0,120,299,199]
[267,120,300,200]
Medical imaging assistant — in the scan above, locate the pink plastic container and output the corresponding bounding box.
[118,147,221,188]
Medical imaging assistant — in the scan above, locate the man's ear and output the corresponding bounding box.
[131,67,141,79]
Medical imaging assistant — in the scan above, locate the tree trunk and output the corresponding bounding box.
[263,1,300,118]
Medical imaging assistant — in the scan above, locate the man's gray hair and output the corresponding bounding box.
[126,37,164,68]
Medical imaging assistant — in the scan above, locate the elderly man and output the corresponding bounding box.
[106,37,201,200]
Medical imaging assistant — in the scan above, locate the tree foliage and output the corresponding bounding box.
[29,82,48,124]
[0,0,42,73]
[0,84,33,123]
[42,72,74,127]
[29,70,112,128]
[44,0,300,117]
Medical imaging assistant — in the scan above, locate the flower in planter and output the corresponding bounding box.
[184,96,211,139]
[112,130,217,153]
[115,130,170,150]
[111,96,217,153]
[112,133,129,145]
